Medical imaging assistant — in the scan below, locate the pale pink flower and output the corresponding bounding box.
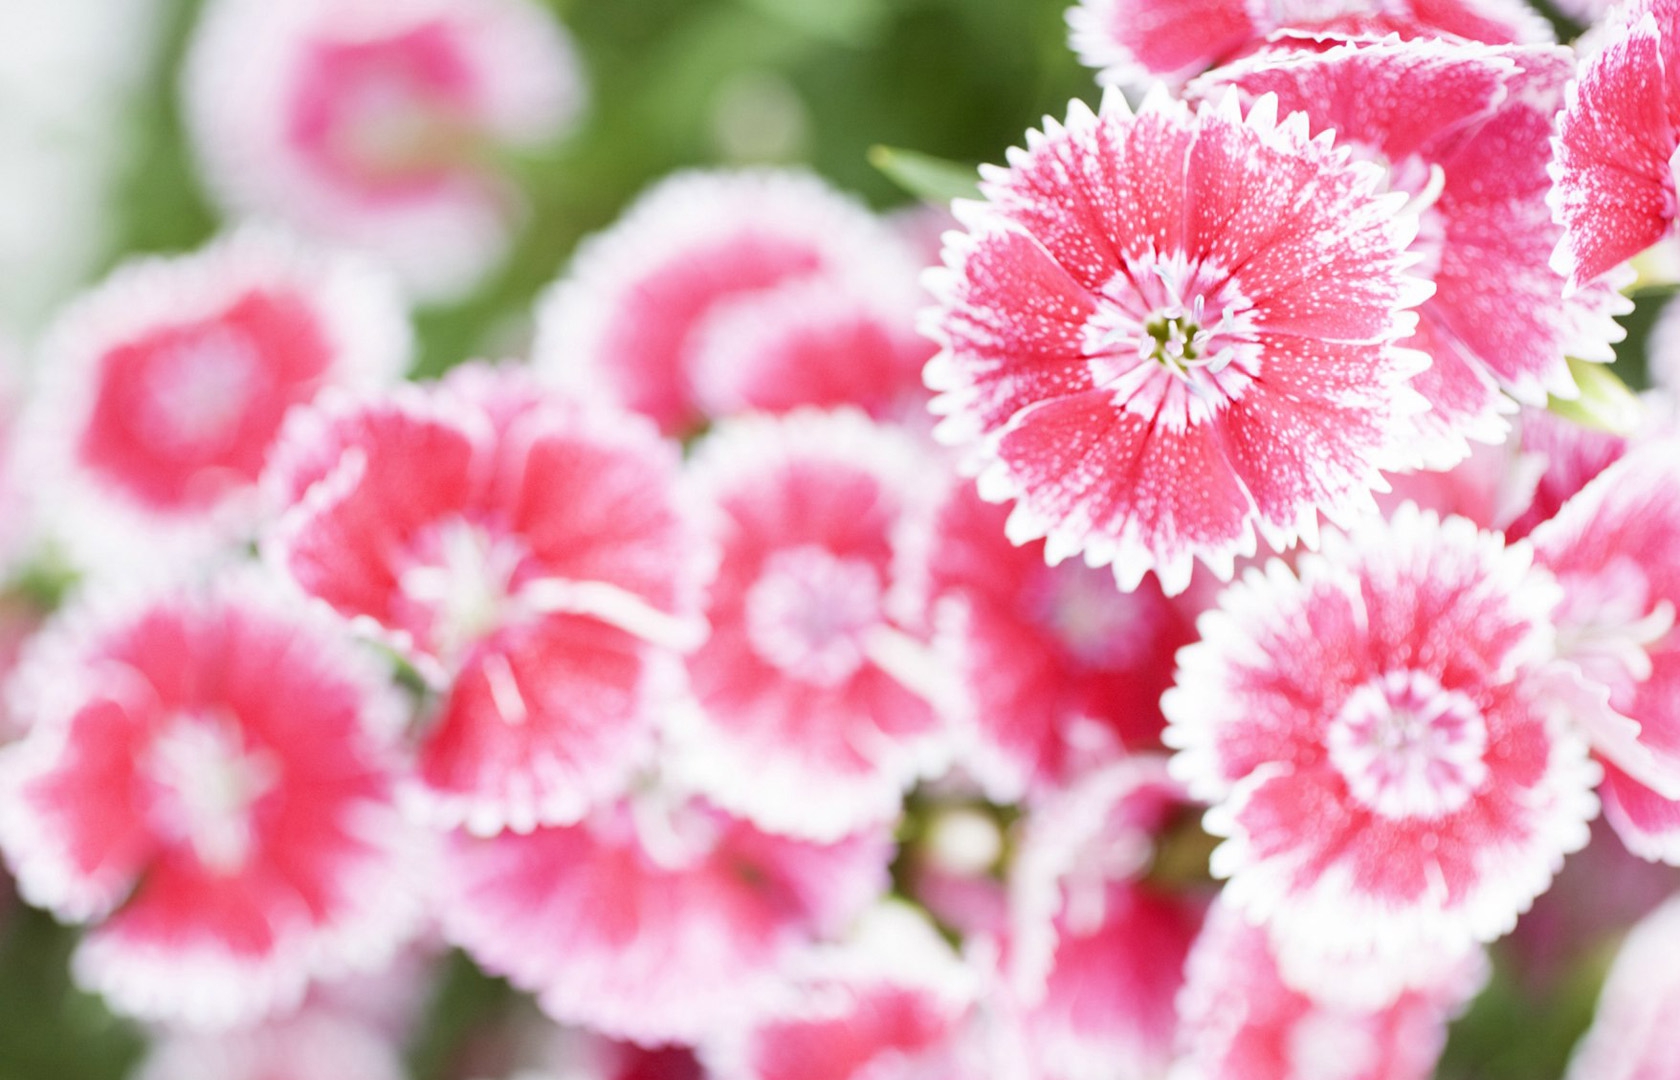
[533,170,927,438]
[437,792,893,1046]
[1171,897,1486,1080]
[1066,0,1551,90]
[911,475,1204,801]
[1164,505,1600,982]
[24,228,408,576]
[926,88,1435,595]
[0,576,424,1028]
[1563,893,1680,1080]
[133,1009,407,1080]
[1006,757,1208,1080]
[183,0,584,301]
[663,408,949,842]
[1549,0,1680,292]
[264,364,705,836]
[1193,39,1631,456]
[1530,440,1680,864]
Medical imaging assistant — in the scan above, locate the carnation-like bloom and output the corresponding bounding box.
[24,227,408,575]
[927,88,1434,595]
[910,475,1203,800]
[132,1009,407,1080]
[438,791,893,1046]
[265,364,704,836]
[1164,505,1600,982]
[183,0,584,300]
[533,170,928,437]
[1193,39,1631,455]
[1549,0,1680,291]
[1563,894,1680,1080]
[1172,897,1486,1080]
[663,408,949,842]
[1065,0,1550,89]
[0,576,423,1028]
[1530,440,1680,863]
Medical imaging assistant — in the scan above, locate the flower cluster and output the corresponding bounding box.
[1,0,1678,1077]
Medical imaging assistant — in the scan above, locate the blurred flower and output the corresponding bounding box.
[132,1008,407,1080]
[1563,892,1680,1080]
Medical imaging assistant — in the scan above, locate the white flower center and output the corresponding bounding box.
[1555,557,1676,696]
[743,544,883,687]
[140,325,262,455]
[142,710,279,874]
[1024,560,1153,670]
[1083,252,1261,426]
[1327,670,1490,819]
[399,520,529,667]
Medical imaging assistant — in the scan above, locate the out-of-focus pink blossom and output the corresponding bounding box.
[0,576,425,1028]
[183,0,585,301]
[1563,893,1680,1080]
[926,88,1434,596]
[133,1008,408,1080]
[265,364,705,836]
[1165,505,1600,991]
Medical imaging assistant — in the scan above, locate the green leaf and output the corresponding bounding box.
[1548,358,1643,435]
[867,145,980,204]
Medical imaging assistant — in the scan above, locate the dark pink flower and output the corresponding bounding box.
[183,0,584,300]
[0,576,423,1027]
[25,228,408,574]
[265,364,704,835]
[926,89,1434,596]
[1549,0,1680,291]
[1066,0,1550,90]
[1172,897,1486,1080]
[663,409,949,842]
[1164,505,1600,982]
[438,793,893,1046]
[533,170,926,437]
[1193,39,1631,456]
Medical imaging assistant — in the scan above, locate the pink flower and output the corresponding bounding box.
[1065,0,1550,90]
[133,1009,407,1080]
[183,0,584,300]
[264,364,705,835]
[663,409,949,842]
[0,576,424,1027]
[1530,439,1680,863]
[1192,39,1631,456]
[533,170,928,438]
[23,228,408,575]
[437,792,893,1046]
[1563,894,1680,1080]
[1549,0,1680,291]
[911,474,1204,800]
[926,88,1434,595]
[1164,505,1600,982]
[1172,897,1486,1080]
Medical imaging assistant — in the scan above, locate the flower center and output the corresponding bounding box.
[1024,560,1154,670]
[1327,670,1489,819]
[138,324,262,455]
[743,545,884,687]
[1083,252,1260,424]
[142,710,279,874]
[1555,557,1676,698]
[398,520,529,667]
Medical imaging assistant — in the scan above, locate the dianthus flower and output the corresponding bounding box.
[1164,505,1600,984]
[1172,897,1486,1080]
[132,1009,407,1080]
[183,0,584,300]
[533,170,929,438]
[663,408,949,842]
[0,576,423,1027]
[1065,0,1550,89]
[24,228,408,575]
[1562,894,1680,1080]
[438,790,893,1046]
[1549,0,1680,291]
[1192,39,1631,455]
[264,364,704,836]
[927,89,1433,595]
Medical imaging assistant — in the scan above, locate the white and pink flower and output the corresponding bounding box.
[1164,505,1600,985]
[438,792,893,1046]
[664,409,949,842]
[183,0,585,300]
[0,576,424,1027]
[1193,38,1631,455]
[1563,893,1680,1080]
[533,170,929,438]
[25,227,408,576]
[265,363,705,836]
[1549,0,1680,292]
[926,88,1435,596]
[132,1008,408,1080]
